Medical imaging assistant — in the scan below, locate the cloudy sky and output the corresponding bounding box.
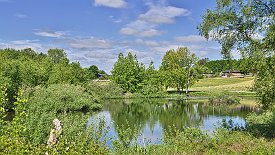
[0,0,235,73]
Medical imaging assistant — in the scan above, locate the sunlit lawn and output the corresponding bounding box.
[190,77,254,92]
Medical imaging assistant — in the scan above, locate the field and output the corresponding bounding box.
[190,77,254,92]
[175,77,258,106]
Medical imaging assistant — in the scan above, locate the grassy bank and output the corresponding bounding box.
[92,77,259,107]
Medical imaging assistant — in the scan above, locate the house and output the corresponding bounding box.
[221,70,244,78]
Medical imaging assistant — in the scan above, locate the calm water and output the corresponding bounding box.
[87,98,256,146]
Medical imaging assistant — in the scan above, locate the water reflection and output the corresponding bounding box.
[87,98,255,146]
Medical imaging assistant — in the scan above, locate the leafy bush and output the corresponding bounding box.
[85,81,124,99]
[28,84,102,112]
[0,94,106,154]
[246,111,275,138]
[22,84,102,144]
[135,84,166,98]
[208,94,240,105]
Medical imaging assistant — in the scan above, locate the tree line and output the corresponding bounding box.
[111,47,203,95]
[0,48,105,110]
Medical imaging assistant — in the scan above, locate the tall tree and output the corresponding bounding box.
[160,47,202,94]
[198,0,275,108]
[111,52,146,93]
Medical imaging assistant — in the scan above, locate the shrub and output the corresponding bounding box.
[0,103,106,155]
[28,84,102,112]
[208,94,240,105]
[135,84,166,98]
[246,111,275,138]
[85,81,124,99]
[23,84,102,144]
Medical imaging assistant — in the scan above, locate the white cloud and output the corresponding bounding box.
[14,14,28,19]
[109,15,122,23]
[120,27,162,37]
[119,4,190,38]
[0,40,45,52]
[94,0,126,8]
[151,44,180,53]
[139,29,162,37]
[150,40,222,59]
[135,39,159,47]
[120,20,162,37]
[67,37,112,50]
[128,20,155,30]
[34,30,66,38]
[120,27,138,35]
[175,35,207,43]
[138,6,190,24]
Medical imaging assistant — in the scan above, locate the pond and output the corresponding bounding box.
[87,98,258,146]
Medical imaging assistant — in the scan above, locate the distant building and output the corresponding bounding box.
[96,73,111,80]
[221,70,244,78]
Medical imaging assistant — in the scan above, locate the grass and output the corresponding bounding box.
[192,77,254,87]
[239,97,259,107]
[190,77,254,92]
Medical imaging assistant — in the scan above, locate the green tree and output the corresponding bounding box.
[85,65,106,80]
[160,47,202,94]
[198,0,275,108]
[138,61,163,96]
[47,48,68,64]
[111,52,146,93]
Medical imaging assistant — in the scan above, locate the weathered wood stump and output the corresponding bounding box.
[47,118,62,146]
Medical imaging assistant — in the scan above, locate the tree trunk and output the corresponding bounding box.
[185,80,189,96]
[186,71,190,97]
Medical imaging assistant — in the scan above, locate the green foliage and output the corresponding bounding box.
[160,47,203,93]
[111,53,164,97]
[204,58,255,75]
[199,0,275,108]
[85,81,124,99]
[85,65,106,80]
[0,92,106,154]
[1,90,275,154]
[0,48,104,110]
[0,60,22,108]
[253,55,275,109]
[199,0,275,58]
[28,84,101,113]
[137,62,165,97]
[112,126,275,155]
[135,84,166,98]
[246,111,275,138]
[23,84,101,144]
[47,48,68,64]
[208,94,240,105]
[48,61,87,85]
[111,52,146,93]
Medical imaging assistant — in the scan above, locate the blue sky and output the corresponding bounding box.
[0,0,238,73]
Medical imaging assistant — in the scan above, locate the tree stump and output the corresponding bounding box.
[47,118,62,147]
